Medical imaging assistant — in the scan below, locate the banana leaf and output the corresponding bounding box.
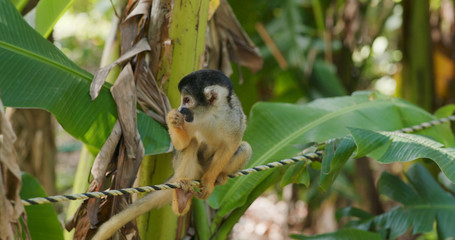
[339,164,455,239]
[350,128,455,182]
[35,0,74,38]
[0,0,170,155]
[209,91,454,226]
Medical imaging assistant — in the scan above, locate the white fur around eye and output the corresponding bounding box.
[181,95,194,108]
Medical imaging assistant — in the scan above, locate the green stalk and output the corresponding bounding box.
[400,0,434,111]
[312,0,325,33]
[137,154,177,240]
[167,0,210,106]
[138,0,210,239]
[63,147,94,240]
[193,199,210,240]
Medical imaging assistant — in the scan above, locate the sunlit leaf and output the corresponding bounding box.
[434,104,455,119]
[9,0,27,11]
[35,0,73,38]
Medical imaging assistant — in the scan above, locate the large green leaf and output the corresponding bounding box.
[35,0,73,38]
[20,173,63,240]
[209,92,453,217]
[341,164,455,239]
[291,229,382,240]
[349,128,455,182]
[0,0,170,155]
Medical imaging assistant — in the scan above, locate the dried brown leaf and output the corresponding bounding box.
[67,193,134,240]
[208,0,263,74]
[136,58,171,124]
[125,0,152,21]
[110,143,142,239]
[90,38,152,100]
[66,181,100,233]
[0,102,27,239]
[111,64,139,159]
[91,120,122,186]
[87,182,103,227]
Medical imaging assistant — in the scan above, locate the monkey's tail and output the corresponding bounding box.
[92,190,172,240]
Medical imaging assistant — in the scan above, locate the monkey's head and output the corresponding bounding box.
[177,69,233,123]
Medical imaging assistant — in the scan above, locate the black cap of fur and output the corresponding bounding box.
[178,69,233,106]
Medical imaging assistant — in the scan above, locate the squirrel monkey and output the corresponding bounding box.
[93,70,252,239]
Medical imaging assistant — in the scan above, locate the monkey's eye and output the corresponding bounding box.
[183,97,190,104]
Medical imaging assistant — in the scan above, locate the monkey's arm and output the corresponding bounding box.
[171,139,203,215]
[167,109,191,150]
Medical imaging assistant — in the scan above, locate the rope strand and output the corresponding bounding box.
[21,115,455,206]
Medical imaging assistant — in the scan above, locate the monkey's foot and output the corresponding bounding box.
[196,182,214,200]
[167,109,184,128]
[215,173,229,186]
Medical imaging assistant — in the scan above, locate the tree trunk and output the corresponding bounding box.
[7,108,57,195]
[400,0,434,111]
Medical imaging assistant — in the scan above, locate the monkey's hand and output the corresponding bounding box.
[167,109,192,150]
[167,109,185,128]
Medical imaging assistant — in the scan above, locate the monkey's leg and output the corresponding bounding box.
[216,141,252,185]
[197,146,238,200]
[167,109,191,150]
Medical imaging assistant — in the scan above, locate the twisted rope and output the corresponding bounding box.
[21,115,455,206]
[394,115,455,133]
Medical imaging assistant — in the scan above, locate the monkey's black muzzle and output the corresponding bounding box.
[179,107,194,122]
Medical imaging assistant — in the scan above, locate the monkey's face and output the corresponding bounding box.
[178,94,195,122]
[177,70,234,124]
[178,85,230,124]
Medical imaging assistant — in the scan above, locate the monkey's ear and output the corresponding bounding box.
[206,89,218,105]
